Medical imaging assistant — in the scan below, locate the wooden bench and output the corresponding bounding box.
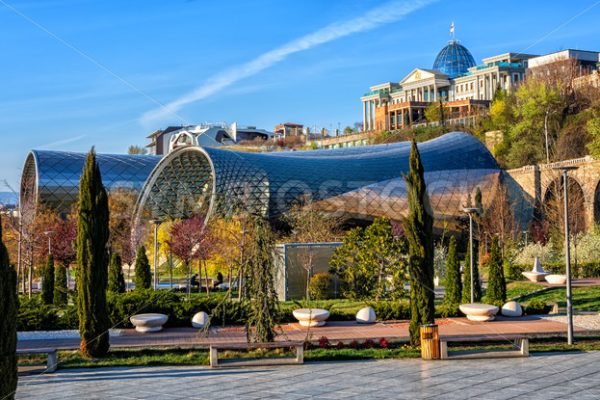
[440,335,529,360]
[209,341,304,368]
[16,348,58,372]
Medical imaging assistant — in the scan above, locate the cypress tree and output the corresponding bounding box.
[462,242,482,303]
[403,139,435,346]
[134,246,151,290]
[54,262,68,307]
[76,148,110,358]
[0,216,18,400]
[41,254,55,304]
[486,237,506,306]
[444,236,461,305]
[108,253,126,294]
[245,216,278,343]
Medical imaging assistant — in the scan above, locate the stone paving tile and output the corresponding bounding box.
[16,352,600,399]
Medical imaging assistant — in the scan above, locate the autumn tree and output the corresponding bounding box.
[108,189,138,286]
[51,216,76,307]
[403,139,435,346]
[76,149,110,358]
[168,216,214,299]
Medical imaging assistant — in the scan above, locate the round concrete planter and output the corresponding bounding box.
[545,274,567,285]
[459,303,499,322]
[292,308,330,327]
[130,313,168,333]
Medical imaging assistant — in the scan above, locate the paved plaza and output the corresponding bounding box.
[16,351,600,399]
[18,315,599,351]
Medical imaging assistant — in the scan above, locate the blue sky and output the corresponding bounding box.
[1,0,600,190]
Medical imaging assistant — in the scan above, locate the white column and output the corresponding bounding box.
[362,101,367,132]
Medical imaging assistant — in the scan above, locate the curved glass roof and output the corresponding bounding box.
[135,132,503,224]
[432,40,476,78]
[21,150,161,211]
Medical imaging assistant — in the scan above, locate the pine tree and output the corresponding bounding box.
[134,246,151,290]
[76,148,110,358]
[108,253,126,293]
[403,139,435,346]
[245,216,278,343]
[41,254,55,304]
[444,236,461,305]
[0,216,18,400]
[485,236,506,306]
[462,242,482,303]
[54,262,68,307]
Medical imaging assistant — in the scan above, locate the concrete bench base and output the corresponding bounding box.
[209,342,304,368]
[440,335,529,360]
[17,348,58,372]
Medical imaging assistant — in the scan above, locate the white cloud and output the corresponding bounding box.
[140,0,436,124]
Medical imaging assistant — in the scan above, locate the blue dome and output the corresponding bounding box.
[432,40,476,78]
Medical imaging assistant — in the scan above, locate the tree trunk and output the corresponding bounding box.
[203,260,210,298]
[186,262,191,300]
[169,252,173,290]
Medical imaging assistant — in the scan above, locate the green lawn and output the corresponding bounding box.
[18,338,600,369]
[516,286,600,311]
[506,281,547,300]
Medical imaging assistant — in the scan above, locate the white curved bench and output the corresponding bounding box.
[130,313,168,333]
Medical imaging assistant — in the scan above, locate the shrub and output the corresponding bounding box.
[524,299,552,315]
[485,237,506,307]
[363,339,375,349]
[443,236,461,306]
[378,338,389,349]
[309,272,333,300]
[41,255,55,305]
[53,262,68,307]
[17,296,59,331]
[436,302,460,318]
[318,336,330,348]
[336,341,345,349]
[370,301,410,320]
[134,246,151,290]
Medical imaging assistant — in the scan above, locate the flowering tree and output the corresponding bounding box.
[168,216,215,298]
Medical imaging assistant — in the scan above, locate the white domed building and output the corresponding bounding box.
[360,35,538,132]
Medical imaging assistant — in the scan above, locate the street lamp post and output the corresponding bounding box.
[150,219,161,291]
[553,165,578,345]
[43,230,54,255]
[463,207,480,304]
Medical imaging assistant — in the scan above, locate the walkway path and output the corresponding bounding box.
[17,315,598,351]
[16,351,600,399]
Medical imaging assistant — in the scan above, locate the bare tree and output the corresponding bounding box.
[284,196,341,301]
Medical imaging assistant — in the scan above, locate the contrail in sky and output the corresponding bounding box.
[37,134,87,149]
[141,0,436,124]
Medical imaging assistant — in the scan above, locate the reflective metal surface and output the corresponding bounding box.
[135,132,503,223]
[21,150,161,211]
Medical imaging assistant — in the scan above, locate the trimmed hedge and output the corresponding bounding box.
[506,262,600,281]
[19,291,462,331]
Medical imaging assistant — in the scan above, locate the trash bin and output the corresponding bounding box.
[420,324,440,360]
